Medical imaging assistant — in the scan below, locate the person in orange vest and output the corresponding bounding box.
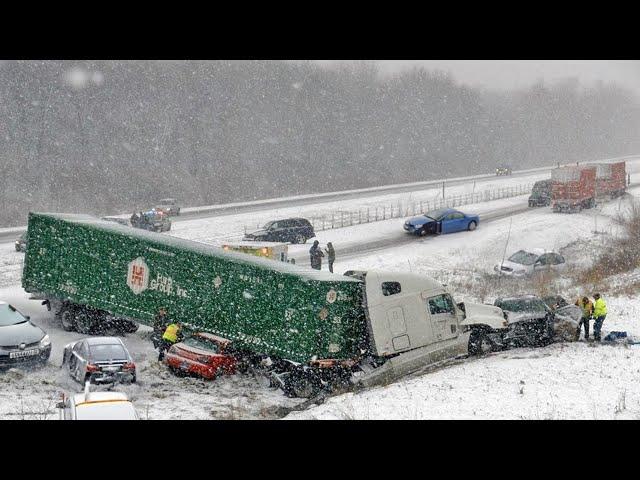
[574,296,594,341]
[158,321,183,361]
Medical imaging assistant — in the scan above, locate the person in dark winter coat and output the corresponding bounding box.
[152,307,169,349]
[324,242,336,273]
[309,240,324,270]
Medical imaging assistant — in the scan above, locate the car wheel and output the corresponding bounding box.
[131,374,137,384]
[468,330,493,356]
[467,221,477,231]
[60,308,77,332]
[419,227,428,237]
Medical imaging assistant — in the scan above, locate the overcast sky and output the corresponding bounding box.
[315,60,640,94]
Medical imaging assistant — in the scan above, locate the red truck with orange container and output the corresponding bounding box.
[551,161,627,213]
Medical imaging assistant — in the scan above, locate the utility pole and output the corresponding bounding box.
[442,181,445,200]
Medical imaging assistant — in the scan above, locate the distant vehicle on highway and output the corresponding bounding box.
[528,180,553,207]
[164,332,238,380]
[57,384,139,420]
[494,248,566,277]
[62,337,136,385]
[101,216,130,226]
[243,218,315,244]
[155,198,181,216]
[403,208,479,236]
[14,232,27,252]
[131,210,171,232]
[0,301,51,369]
[496,166,513,176]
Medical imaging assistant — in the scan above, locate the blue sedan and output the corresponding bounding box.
[403,208,480,236]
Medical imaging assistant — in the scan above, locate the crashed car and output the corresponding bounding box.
[465,296,554,354]
[0,301,51,369]
[494,248,566,276]
[62,337,136,384]
[494,295,555,348]
[404,208,479,236]
[58,384,139,420]
[164,332,237,380]
[542,295,581,341]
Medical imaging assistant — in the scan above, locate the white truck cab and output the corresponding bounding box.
[57,383,139,420]
[345,270,505,388]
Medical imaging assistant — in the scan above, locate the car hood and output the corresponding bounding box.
[554,305,582,323]
[496,259,531,272]
[406,216,435,227]
[504,311,547,323]
[0,322,45,347]
[459,302,507,329]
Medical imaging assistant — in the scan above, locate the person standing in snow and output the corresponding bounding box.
[592,293,607,342]
[309,240,324,270]
[574,296,594,341]
[324,242,336,273]
[152,307,169,349]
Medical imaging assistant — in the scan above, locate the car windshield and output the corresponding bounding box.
[75,401,138,420]
[263,221,275,230]
[0,304,28,327]
[498,298,548,313]
[508,250,539,265]
[423,209,449,221]
[184,336,219,353]
[88,344,128,361]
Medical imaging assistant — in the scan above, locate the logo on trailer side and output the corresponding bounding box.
[127,257,150,294]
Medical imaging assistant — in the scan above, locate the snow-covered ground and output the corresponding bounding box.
[1,175,640,419]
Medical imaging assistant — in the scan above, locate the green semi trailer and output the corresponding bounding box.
[22,212,505,397]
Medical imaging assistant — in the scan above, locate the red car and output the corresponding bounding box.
[164,333,237,380]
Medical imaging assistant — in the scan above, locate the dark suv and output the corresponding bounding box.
[243,218,315,244]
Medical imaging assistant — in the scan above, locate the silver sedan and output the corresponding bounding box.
[62,337,136,384]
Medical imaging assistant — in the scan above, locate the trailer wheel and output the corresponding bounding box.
[60,308,77,332]
[74,312,93,335]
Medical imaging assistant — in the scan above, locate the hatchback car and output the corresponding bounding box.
[57,387,139,420]
[62,337,136,384]
[494,295,555,347]
[0,301,51,369]
[404,208,479,236]
[243,218,315,244]
[494,248,566,276]
[155,198,181,216]
[15,232,27,252]
[164,332,237,380]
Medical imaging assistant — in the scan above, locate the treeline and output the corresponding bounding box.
[1,60,639,227]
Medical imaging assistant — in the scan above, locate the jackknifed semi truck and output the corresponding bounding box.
[22,212,505,397]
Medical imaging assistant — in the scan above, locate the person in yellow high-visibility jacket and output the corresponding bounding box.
[592,293,607,342]
[158,322,183,361]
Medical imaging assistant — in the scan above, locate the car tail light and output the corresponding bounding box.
[122,362,136,370]
[86,364,100,372]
